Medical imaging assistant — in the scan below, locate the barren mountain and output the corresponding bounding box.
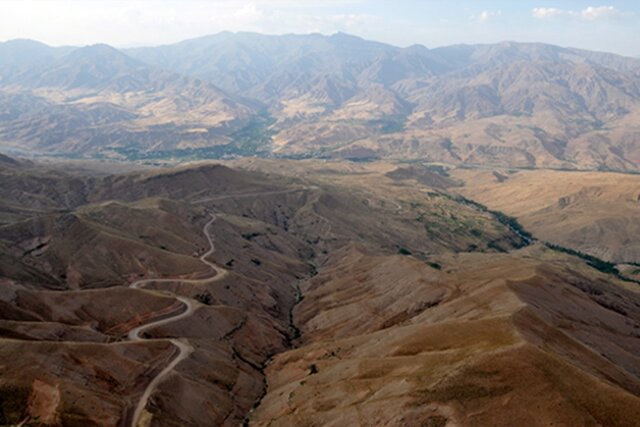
[126,33,640,171]
[251,244,640,427]
[0,39,72,84]
[0,154,639,425]
[2,28,640,427]
[3,12,640,427]
[0,42,255,157]
[2,33,640,170]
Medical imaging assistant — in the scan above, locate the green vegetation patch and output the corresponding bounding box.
[367,115,406,134]
[545,244,618,275]
[441,193,534,245]
[425,164,451,177]
[112,112,276,161]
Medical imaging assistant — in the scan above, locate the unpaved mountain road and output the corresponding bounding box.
[191,186,318,204]
[127,214,226,427]
[127,187,318,425]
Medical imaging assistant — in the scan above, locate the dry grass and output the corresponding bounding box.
[453,168,640,263]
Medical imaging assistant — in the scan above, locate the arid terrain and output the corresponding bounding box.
[1,0,640,424]
[452,167,640,264]
[1,154,639,426]
[2,33,640,171]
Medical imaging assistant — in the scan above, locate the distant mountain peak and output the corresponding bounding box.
[0,38,63,66]
[67,43,135,61]
[1,38,51,49]
[330,31,362,40]
[405,43,430,52]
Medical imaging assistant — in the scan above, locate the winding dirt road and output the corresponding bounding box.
[126,187,316,425]
[127,214,226,427]
[191,187,310,204]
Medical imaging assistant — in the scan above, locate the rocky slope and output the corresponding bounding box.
[3,156,639,425]
[0,155,535,425]
[249,245,640,427]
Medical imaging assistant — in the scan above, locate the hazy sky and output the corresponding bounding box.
[1,1,639,56]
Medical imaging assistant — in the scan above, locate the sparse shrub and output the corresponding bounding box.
[487,241,506,252]
[195,292,213,305]
[595,299,627,316]
[545,243,618,275]
[449,194,534,244]
[398,247,412,255]
[427,261,442,270]
[242,232,261,240]
[423,415,448,427]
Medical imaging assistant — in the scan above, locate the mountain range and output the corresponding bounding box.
[3,27,640,427]
[1,33,640,170]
